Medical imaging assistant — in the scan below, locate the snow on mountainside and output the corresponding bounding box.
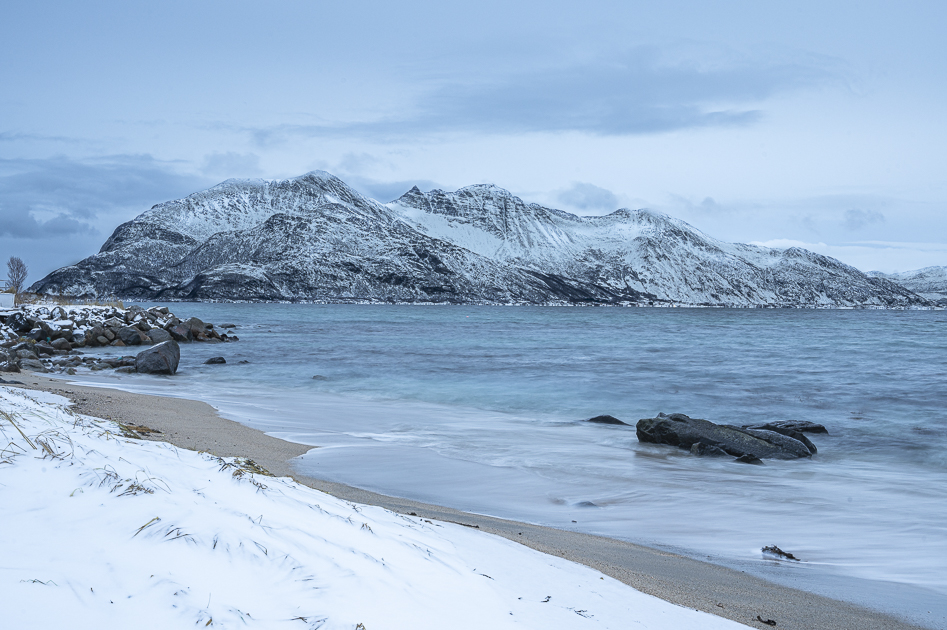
[868,266,947,306]
[31,171,931,307]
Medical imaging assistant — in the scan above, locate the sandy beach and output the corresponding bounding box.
[15,372,931,630]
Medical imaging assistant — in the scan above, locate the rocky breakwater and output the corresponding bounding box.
[634,413,826,463]
[0,304,236,376]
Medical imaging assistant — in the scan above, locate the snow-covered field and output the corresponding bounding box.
[0,386,748,629]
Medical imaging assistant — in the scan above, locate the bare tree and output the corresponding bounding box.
[7,256,27,298]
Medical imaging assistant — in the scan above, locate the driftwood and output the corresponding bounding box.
[762,545,799,561]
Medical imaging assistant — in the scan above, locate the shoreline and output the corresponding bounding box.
[16,372,934,630]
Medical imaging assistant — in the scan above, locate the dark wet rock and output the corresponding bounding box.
[34,342,56,356]
[114,366,136,374]
[20,358,48,373]
[744,420,828,435]
[737,427,813,459]
[146,328,172,344]
[104,356,136,368]
[85,326,106,346]
[184,317,206,336]
[16,348,38,360]
[311,374,327,380]
[135,340,181,375]
[0,361,20,373]
[575,501,599,508]
[735,454,764,465]
[690,442,729,457]
[636,413,812,460]
[168,323,193,342]
[587,414,628,425]
[763,545,799,560]
[742,423,819,454]
[204,356,226,364]
[50,338,72,351]
[96,336,110,346]
[103,317,124,328]
[111,339,126,347]
[238,360,250,364]
[27,328,50,342]
[6,312,32,333]
[117,326,147,346]
[219,323,236,329]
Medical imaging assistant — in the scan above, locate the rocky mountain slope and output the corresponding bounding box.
[868,266,947,306]
[30,171,931,307]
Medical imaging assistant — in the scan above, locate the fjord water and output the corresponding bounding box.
[82,305,947,625]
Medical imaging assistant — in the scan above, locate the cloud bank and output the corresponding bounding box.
[250,47,839,144]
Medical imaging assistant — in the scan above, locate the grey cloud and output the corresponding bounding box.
[249,47,838,143]
[843,208,885,230]
[0,154,212,239]
[0,131,84,144]
[201,152,261,177]
[557,182,619,211]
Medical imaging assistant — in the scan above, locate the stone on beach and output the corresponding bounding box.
[135,340,181,375]
[204,356,226,364]
[19,358,48,373]
[636,412,813,461]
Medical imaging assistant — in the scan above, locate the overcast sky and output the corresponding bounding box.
[2,1,946,280]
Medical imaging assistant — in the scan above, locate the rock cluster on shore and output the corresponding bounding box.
[0,304,236,376]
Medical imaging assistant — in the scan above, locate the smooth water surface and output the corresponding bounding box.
[69,305,947,627]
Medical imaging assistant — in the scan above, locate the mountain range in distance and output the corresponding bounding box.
[30,171,945,308]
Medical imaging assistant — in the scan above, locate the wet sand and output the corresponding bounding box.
[14,373,932,630]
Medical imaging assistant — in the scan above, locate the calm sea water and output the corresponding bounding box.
[70,305,947,627]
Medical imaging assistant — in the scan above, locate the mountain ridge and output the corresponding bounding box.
[30,171,933,308]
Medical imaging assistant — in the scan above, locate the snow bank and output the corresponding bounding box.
[0,387,748,629]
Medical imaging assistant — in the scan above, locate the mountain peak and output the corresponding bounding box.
[29,170,932,308]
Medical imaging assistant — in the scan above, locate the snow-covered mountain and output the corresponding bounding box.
[31,171,931,307]
[868,266,947,306]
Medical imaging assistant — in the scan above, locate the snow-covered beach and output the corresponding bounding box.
[0,384,755,630]
[3,373,936,630]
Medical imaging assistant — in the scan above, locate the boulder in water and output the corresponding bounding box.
[587,415,628,425]
[743,420,828,434]
[636,413,812,461]
[742,422,820,454]
[135,340,181,375]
